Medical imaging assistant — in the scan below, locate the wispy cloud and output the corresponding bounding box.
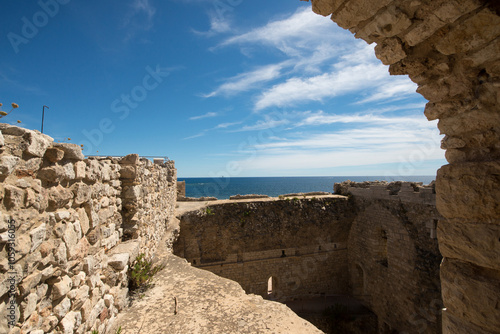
[218,7,352,57]
[207,7,418,111]
[189,111,218,120]
[122,0,156,41]
[295,110,428,127]
[193,10,232,36]
[203,63,285,97]
[183,132,206,140]
[253,45,418,110]
[235,121,443,171]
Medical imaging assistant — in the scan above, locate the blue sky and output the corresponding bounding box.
[0,0,446,177]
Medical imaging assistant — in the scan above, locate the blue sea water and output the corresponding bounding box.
[178,176,436,199]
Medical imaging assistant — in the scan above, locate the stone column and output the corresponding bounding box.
[309,0,500,332]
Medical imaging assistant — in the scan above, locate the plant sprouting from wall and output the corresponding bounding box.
[128,253,165,292]
[0,102,20,120]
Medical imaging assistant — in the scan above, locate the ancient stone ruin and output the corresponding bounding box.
[174,182,442,333]
[307,0,500,332]
[1,0,499,332]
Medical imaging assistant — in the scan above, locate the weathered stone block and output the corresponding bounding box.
[355,6,411,43]
[119,154,139,165]
[4,185,25,210]
[44,147,64,163]
[436,8,500,55]
[53,296,71,320]
[404,14,445,47]
[0,155,20,177]
[109,241,140,265]
[119,165,137,179]
[48,185,73,209]
[123,185,141,200]
[20,292,37,322]
[108,253,129,271]
[438,220,500,271]
[71,182,91,206]
[29,223,46,252]
[59,310,82,334]
[53,275,73,299]
[442,310,493,334]
[436,162,500,221]
[374,37,406,65]
[311,0,345,16]
[53,143,85,161]
[24,131,52,157]
[77,208,90,235]
[441,259,500,333]
[55,211,71,221]
[331,0,393,29]
[18,271,42,296]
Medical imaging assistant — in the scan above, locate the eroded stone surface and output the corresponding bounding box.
[109,255,323,334]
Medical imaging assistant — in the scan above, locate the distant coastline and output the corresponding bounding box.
[178,176,436,199]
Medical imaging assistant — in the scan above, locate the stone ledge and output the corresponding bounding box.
[108,254,323,334]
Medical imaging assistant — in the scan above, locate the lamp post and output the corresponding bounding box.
[41,105,49,133]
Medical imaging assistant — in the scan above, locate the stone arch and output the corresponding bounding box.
[309,1,500,332]
[352,262,365,297]
[267,276,278,299]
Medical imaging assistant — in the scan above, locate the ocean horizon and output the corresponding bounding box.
[178,175,436,199]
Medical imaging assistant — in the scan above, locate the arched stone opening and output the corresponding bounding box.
[352,263,365,297]
[376,228,388,267]
[267,276,278,298]
[308,0,500,332]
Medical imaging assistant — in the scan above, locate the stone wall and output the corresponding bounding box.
[174,188,442,333]
[0,124,177,333]
[308,0,500,332]
[341,183,442,334]
[174,196,354,301]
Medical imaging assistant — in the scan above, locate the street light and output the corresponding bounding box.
[41,105,49,133]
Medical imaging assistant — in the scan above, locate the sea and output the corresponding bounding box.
[178,176,436,199]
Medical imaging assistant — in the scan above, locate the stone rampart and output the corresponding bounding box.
[0,124,177,334]
[174,191,443,332]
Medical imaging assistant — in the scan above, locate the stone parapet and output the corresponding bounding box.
[0,124,177,334]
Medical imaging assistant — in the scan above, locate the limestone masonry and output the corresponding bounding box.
[175,182,442,333]
[1,0,499,332]
[0,123,177,333]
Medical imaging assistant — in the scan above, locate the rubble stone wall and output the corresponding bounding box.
[175,187,442,332]
[0,124,177,334]
[309,0,500,332]
[174,197,354,301]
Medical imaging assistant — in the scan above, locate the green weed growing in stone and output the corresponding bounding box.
[206,207,214,215]
[128,253,165,292]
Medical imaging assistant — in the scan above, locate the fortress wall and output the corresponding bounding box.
[0,124,177,333]
[175,192,443,332]
[348,199,442,334]
[197,244,348,300]
[174,197,355,301]
[310,0,500,332]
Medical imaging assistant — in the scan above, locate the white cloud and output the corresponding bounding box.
[193,11,232,36]
[204,63,284,97]
[218,7,352,57]
[214,121,242,129]
[235,121,443,172]
[183,132,206,140]
[296,111,428,127]
[234,117,290,132]
[189,112,218,120]
[122,0,156,41]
